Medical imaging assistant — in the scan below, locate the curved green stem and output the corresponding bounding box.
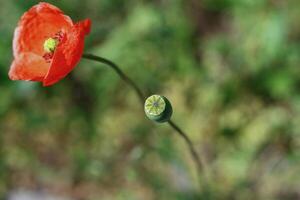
[82,53,145,105]
[82,53,208,188]
[168,120,207,175]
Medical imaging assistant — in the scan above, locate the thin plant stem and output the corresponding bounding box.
[82,53,145,105]
[82,53,208,188]
[168,120,207,175]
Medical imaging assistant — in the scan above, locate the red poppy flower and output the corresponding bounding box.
[9,2,91,86]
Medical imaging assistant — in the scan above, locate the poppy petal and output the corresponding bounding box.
[43,19,91,86]
[9,52,50,81]
[13,2,73,57]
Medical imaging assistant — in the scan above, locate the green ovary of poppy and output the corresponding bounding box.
[145,95,166,116]
[43,38,58,53]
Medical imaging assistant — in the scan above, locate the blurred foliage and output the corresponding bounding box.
[0,0,300,199]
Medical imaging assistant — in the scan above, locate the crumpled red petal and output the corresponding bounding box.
[43,19,91,86]
[13,2,73,57]
[9,52,50,81]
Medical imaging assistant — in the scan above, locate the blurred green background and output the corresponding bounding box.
[0,0,299,199]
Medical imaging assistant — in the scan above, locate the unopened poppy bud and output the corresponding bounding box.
[44,38,58,53]
[144,94,173,123]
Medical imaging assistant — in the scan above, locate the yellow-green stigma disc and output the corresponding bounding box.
[43,38,58,53]
[144,94,173,123]
[145,95,166,116]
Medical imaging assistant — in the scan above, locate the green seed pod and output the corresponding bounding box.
[43,38,58,53]
[144,94,173,123]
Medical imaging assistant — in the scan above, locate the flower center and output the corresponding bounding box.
[43,38,58,53]
[42,31,64,63]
